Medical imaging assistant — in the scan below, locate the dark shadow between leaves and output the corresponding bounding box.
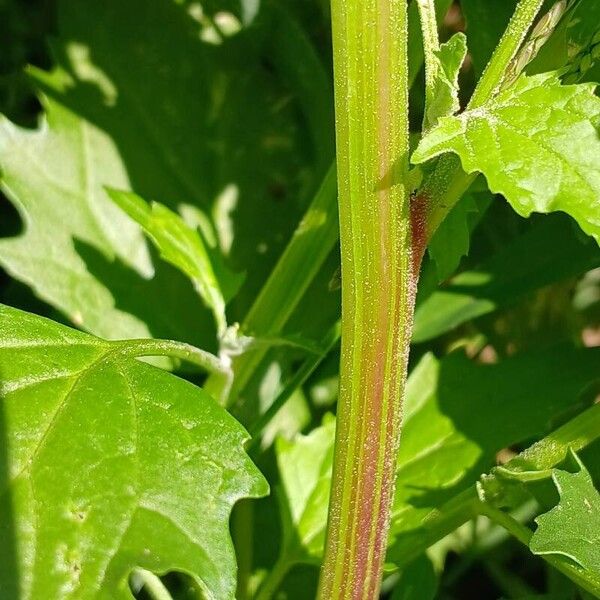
[72,238,217,351]
[0,368,19,599]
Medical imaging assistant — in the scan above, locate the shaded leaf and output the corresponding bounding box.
[413,73,600,244]
[427,192,486,282]
[108,190,238,335]
[391,555,437,600]
[0,304,267,599]
[0,0,317,340]
[413,214,600,343]
[530,454,600,576]
[460,0,517,76]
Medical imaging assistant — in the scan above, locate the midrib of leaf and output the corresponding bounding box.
[5,349,108,491]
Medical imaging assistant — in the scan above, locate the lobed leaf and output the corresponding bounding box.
[0,304,267,599]
[413,73,600,244]
[530,454,600,577]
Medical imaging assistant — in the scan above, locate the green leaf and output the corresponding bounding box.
[427,192,486,282]
[0,0,318,340]
[424,33,467,130]
[275,414,336,563]
[108,190,237,336]
[391,555,437,600]
[0,304,268,599]
[413,214,600,343]
[413,73,600,244]
[530,454,600,576]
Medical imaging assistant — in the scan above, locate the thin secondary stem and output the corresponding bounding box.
[113,339,229,376]
[477,501,600,596]
[247,321,341,449]
[253,556,292,600]
[131,569,174,600]
[416,0,441,130]
[317,0,413,597]
[469,0,544,108]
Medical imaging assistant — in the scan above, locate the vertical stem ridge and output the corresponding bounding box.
[318,0,412,597]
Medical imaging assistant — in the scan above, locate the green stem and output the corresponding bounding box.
[317,0,413,597]
[253,556,292,600]
[203,165,339,406]
[113,338,228,373]
[477,501,600,596]
[469,0,545,108]
[416,0,441,130]
[246,321,341,450]
[132,569,174,600]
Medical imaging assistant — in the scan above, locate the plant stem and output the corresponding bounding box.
[416,0,441,130]
[469,0,545,108]
[203,165,339,406]
[132,569,174,600]
[317,0,413,597]
[246,321,341,450]
[477,501,600,596]
[113,338,229,377]
[254,556,292,600]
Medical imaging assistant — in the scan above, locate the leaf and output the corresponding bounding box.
[413,73,600,244]
[391,555,437,600]
[108,190,238,336]
[413,214,600,343]
[530,453,600,575]
[0,0,318,340]
[427,192,486,282]
[275,414,336,563]
[0,304,268,599]
[424,33,467,130]
[273,345,600,567]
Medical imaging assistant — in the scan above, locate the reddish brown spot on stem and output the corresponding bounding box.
[410,192,429,278]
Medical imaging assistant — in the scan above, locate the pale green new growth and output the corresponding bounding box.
[414,73,600,244]
[108,189,236,336]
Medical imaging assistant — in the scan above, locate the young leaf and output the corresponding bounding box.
[0,304,268,599]
[413,73,600,244]
[108,190,237,336]
[424,33,467,130]
[427,193,483,282]
[530,454,600,576]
